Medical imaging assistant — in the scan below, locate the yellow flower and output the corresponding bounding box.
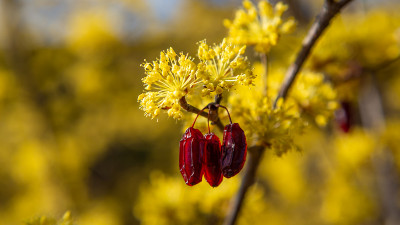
[289,71,339,126]
[228,65,304,155]
[196,39,255,96]
[224,0,296,53]
[229,64,338,155]
[310,11,400,101]
[138,48,200,119]
[25,211,74,225]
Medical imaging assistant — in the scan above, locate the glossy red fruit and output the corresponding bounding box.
[179,127,205,186]
[221,123,247,178]
[204,133,223,187]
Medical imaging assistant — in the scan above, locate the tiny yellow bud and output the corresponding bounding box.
[154,108,161,116]
[223,19,232,27]
[138,93,146,101]
[216,86,223,94]
[239,45,246,55]
[63,211,71,220]
[315,115,327,127]
[160,52,167,62]
[275,2,288,16]
[259,1,273,17]
[281,18,296,33]
[328,101,339,110]
[168,47,177,59]
[243,0,253,10]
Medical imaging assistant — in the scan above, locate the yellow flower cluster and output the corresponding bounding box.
[310,11,400,100]
[134,171,269,225]
[197,39,255,96]
[134,171,239,225]
[228,64,338,155]
[229,92,304,156]
[138,48,199,119]
[25,211,73,225]
[289,71,339,126]
[224,0,296,53]
[138,40,255,119]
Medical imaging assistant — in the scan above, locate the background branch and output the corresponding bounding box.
[224,1,355,225]
[358,74,400,225]
[274,0,354,107]
[223,146,265,225]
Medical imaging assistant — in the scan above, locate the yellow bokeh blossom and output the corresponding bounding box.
[229,64,338,155]
[310,11,400,101]
[197,39,255,96]
[289,71,339,126]
[224,0,296,53]
[25,211,74,225]
[138,48,199,119]
[228,65,304,155]
[134,171,240,225]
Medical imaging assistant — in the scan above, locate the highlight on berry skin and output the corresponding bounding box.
[179,104,247,187]
[221,123,247,178]
[204,133,223,187]
[179,127,205,186]
[224,0,296,53]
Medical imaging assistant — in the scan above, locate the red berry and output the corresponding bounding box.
[221,123,247,178]
[204,133,223,187]
[179,127,205,186]
[335,101,351,133]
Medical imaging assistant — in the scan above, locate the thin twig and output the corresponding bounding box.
[224,1,355,225]
[215,94,223,104]
[330,55,400,85]
[274,0,354,107]
[367,55,400,73]
[223,146,265,225]
[179,97,225,132]
[358,73,400,225]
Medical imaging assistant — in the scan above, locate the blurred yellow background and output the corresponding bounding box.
[0,0,399,225]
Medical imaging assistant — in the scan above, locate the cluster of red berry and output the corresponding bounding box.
[179,104,247,187]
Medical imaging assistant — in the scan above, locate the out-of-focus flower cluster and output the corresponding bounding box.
[229,64,338,155]
[134,171,237,225]
[25,211,74,225]
[138,39,255,120]
[224,0,296,53]
[289,71,338,127]
[135,127,391,225]
[134,171,269,225]
[310,11,400,101]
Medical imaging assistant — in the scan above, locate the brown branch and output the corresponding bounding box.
[224,1,355,225]
[332,55,400,85]
[358,74,400,224]
[274,0,354,107]
[179,96,225,132]
[223,145,265,225]
[367,55,400,73]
